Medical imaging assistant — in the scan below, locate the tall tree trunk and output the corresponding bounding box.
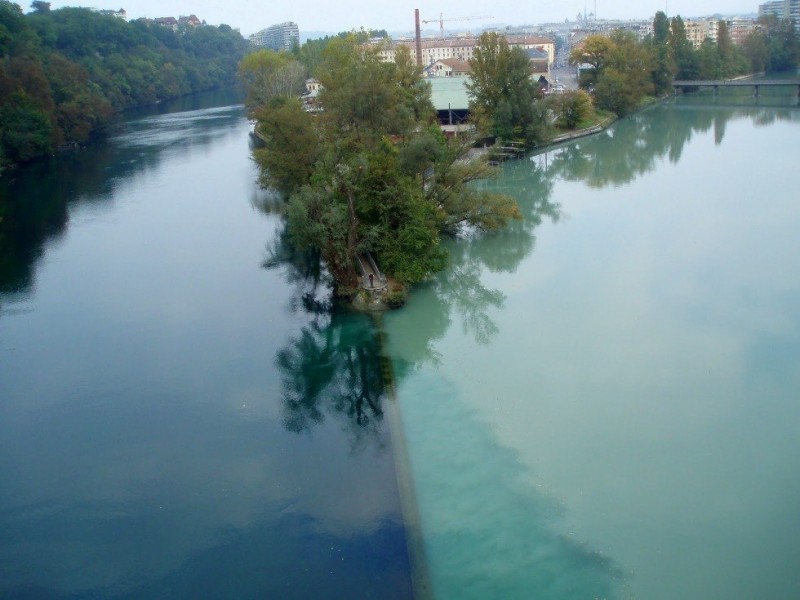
[345,186,359,287]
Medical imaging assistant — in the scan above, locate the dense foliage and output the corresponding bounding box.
[242,37,520,293]
[551,90,593,129]
[740,15,800,73]
[466,32,549,144]
[0,1,248,170]
[291,28,388,76]
[571,12,799,117]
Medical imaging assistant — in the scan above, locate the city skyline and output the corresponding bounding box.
[43,1,759,36]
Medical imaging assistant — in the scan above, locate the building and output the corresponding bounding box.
[728,18,758,45]
[249,22,300,51]
[684,19,719,49]
[154,17,179,31]
[427,77,472,136]
[678,18,758,49]
[178,14,202,28]
[526,48,550,80]
[426,58,471,77]
[372,35,555,69]
[759,0,787,18]
[97,8,127,20]
[759,0,800,32]
[301,78,323,112]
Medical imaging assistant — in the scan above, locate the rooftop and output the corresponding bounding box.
[428,77,471,111]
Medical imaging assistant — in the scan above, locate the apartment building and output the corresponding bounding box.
[684,19,719,49]
[759,0,800,31]
[250,22,300,51]
[373,35,555,68]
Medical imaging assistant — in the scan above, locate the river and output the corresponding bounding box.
[0,91,413,599]
[1,90,799,599]
[385,92,800,599]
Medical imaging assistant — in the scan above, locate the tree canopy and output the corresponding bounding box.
[665,13,795,79]
[466,32,548,143]
[243,36,520,296]
[570,30,654,116]
[0,0,248,170]
[238,49,306,119]
[570,12,798,116]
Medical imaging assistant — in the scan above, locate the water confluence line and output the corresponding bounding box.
[373,314,433,600]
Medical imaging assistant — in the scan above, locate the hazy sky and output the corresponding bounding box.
[45,1,759,37]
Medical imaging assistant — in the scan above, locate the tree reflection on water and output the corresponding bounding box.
[416,160,562,351]
[546,99,800,188]
[263,226,388,449]
[275,309,387,449]
[264,157,564,444]
[259,97,800,445]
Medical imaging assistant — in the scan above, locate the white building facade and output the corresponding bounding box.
[373,35,555,68]
[250,22,300,51]
[759,0,800,31]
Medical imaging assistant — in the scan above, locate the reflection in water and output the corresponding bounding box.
[276,308,387,450]
[385,161,603,599]
[443,161,561,345]
[0,93,244,302]
[266,161,561,438]
[263,227,329,315]
[0,94,415,599]
[264,221,389,449]
[388,96,800,599]
[547,98,800,189]
[391,162,562,367]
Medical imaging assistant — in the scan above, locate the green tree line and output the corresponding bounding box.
[571,12,799,116]
[0,1,249,170]
[466,31,600,145]
[291,27,387,75]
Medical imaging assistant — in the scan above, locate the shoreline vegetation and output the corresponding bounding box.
[242,36,523,311]
[243,13,796,311]
[0,1,249,174]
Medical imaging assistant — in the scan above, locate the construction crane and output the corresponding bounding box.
[421,13,493,39]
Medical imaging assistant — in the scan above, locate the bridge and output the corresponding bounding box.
[673,79,800,100]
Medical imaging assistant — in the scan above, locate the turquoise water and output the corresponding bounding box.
[386,99,800,599]
[4,88,799,599]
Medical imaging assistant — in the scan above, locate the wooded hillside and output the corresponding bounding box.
[0,1,249,170]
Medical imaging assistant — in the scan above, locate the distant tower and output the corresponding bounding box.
[415,9,422,67]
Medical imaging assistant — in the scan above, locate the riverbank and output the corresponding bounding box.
[544,114,618,147]
[535,93,676,151]
[351,112,624,313]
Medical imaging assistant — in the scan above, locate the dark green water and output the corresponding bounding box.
[0,93,414,599]
[385,95,800,599]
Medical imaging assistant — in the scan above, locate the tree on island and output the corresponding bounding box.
[241,37,520,298]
